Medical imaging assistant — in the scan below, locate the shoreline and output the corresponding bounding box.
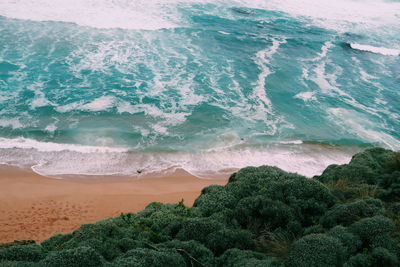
[0,165,228,243]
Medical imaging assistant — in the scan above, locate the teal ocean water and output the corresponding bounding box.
[0,0,399,178]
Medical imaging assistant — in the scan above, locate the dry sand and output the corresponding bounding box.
[0,165,228,243]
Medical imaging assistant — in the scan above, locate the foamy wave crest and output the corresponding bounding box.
[3,0,399,32]
[0,0,179,30]
[0,137,359,178]
[0,137,128,153]
[350,43,400,56]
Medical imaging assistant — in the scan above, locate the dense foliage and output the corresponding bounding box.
[1,148,399,266]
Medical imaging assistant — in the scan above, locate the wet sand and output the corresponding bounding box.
[0,165,228,243]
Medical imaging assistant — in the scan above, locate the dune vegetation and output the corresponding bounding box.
[1,147,399,266]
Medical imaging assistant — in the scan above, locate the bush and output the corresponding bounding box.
[372,247,399,266]
[344,253,373,267]
[226,166,297,199]
[194,185,237,217]
[344,248,399,267]
[320,198,384,228]
[112,248,186,267]
[206,229,253,255]
[40,246,105,267]
[61,220,126,249]
[158,240,214,267]
[284,234,345,267]
[0,244,46,262]
[349,216,395,247]
[0,261,41,267]
[316,148,398,185]
[215,248,273,267]
[377,171,400,202]
[234,196,294,233]
[41,233,73,251]
[303,225,324,235]
[327,226,361,256]
[262,177,335,225]
[74,238,121,261]
[176,218,223,244]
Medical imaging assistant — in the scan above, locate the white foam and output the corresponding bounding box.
[0,0,179,30]
[55,101,84,113]
[1,0,399,33]
[279,140,303,145]
[81,95,115,112]
[253,38,285,111]
[45,124,57,132]
[0,118,24,129]
[240,0,400,32]
[27,82,55,109]
[294,91,316,102]
[0,136,358,178]
[55,96,116,113]
[350,43,400,56]
[0,137,128,153]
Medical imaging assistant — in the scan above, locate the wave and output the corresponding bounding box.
[1,0,399,31]
[349,43,400,56]
[0,137,128,153]
[351,43,400,57]
[0,137,359,178]
[0,0,179,30]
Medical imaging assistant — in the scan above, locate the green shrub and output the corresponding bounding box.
[344,248,399,267]
[206,229,253,255]
[74,238,121,261]
[40,246,105,267]
[62,220,126,248]
[226,166,297,199]
[194,185,237,216]
[316,148,398,185]
[262,177,335,225]
[372,247,399,266]
[215,248,272,267]
[320,198,384,228]
[377,171,400,202]
[158,240,214,267]
[284,234,345,267]
[234,196,294,233]
[0,261,41,267]
[41,233,73,251]
[176,218,223,244]
[136,202,197,238]
[349,216,395,246]
[327,226,361,257]
[115,237,145,253]
[0,241,35,250]
[344,253,373,267]
[303,225,324,235]
[0,244,46,262]
[112,248,186,267]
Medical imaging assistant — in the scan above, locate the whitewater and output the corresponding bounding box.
[0,0,399,178]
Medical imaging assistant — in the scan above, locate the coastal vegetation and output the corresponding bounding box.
[1,148,399,266]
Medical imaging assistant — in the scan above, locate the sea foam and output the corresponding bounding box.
[350,43,400,56]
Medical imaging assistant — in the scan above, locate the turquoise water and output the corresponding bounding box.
[0,0,399,178]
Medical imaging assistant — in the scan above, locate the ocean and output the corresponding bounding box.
[0,0,399,178]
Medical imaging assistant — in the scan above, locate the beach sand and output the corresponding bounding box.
[0,165,228,243]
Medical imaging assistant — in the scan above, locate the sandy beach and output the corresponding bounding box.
[0,165,228,243]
